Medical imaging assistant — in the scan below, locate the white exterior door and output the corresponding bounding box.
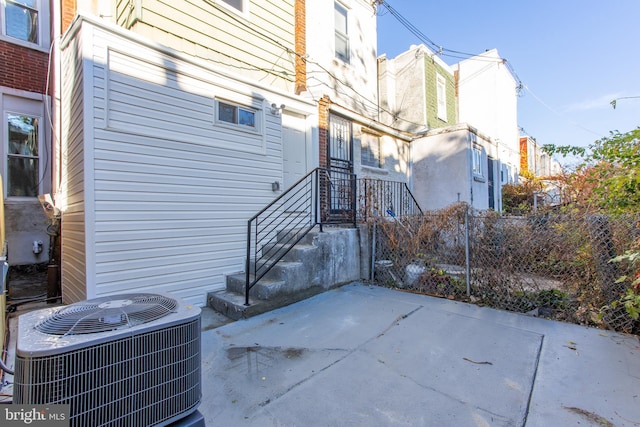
[282,112,307,190]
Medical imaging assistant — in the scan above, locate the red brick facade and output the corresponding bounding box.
[0,40,49,93]
[318,95,331,169]
[62,0,77,34]
[294,0,306,95]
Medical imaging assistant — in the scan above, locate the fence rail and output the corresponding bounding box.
[370,203,640,334]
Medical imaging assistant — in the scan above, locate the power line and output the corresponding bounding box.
[610,96,640,109]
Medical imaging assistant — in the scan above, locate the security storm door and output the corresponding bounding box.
[328,114,354,220]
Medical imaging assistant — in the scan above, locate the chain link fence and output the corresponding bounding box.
[369,203,640,334]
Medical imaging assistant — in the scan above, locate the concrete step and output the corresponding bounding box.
[208,226,361,320]
[261,242,317,263]
[206,285,327,321]
[226,272,288,300]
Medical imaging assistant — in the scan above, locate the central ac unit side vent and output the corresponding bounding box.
[35,293,177,335]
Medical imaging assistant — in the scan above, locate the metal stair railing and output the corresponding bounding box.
[357,177,423,221]
[245,168,331,305]
[245,171,423,306]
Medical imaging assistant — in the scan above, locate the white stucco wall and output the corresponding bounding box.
[412,125,500,211]
[305,0,378,117]
[454,49,520,177]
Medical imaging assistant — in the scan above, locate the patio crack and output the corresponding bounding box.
[521,333,545,427]
[257,305,424,408]
[376,305,423,338]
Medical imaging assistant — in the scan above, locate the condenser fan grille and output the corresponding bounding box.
[35,293,178,335]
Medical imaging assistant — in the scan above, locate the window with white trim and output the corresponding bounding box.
[436,73,447,121]
[334,2,349,63]
[361,131,383,168]
[472,146,483,178]
[6,112,40,197]
[2,0,40,45]
[215,99,262,133]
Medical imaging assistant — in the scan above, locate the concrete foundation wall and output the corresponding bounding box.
[310,227,366,288]
[4,200,50,265]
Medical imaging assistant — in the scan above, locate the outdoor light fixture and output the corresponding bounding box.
[270,103,285,115]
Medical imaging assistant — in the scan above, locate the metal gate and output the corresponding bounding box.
[328,114,355,222]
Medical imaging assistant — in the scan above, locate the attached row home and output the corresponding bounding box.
[3,0,525,308]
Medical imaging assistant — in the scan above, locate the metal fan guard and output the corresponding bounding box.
[35,293,178,335]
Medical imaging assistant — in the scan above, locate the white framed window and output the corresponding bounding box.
[5,111,41,197]
[218,0,248,14]
[1,0,49,48]
[361,130,383,169]
[215,99,262,134]
[472,145,484,178]
[436,73,447,121]
[334,2,349,63]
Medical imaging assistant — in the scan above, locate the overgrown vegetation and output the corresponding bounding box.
[544,127,640,328]
[372,203,639,334]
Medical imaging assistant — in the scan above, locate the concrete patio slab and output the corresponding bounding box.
[199,282,640,426]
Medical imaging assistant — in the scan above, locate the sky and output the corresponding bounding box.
[376,0,640,155]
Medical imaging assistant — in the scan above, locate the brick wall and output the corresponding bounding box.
[0,40,49,94]
[294,0,306,95]
[318,95,330,222]
[62,0,77,34]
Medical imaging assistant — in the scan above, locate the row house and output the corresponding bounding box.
[379,46,521,211]
[520,135,563,206]
[3,0,529,308]
[40,0,412,306]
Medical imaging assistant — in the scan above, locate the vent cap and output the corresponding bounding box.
[35,293,177,335]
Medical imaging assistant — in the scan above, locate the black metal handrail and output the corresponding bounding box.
[246,168,329,305]
[357,177,423,221]
[245,171,422,306]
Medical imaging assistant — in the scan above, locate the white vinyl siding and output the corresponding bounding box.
[60,19,313,306]
[61,31,88,303]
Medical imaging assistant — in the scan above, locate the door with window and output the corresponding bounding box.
[327,114,354,221]
[3,95,44,198]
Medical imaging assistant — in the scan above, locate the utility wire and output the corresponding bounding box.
[206,0,428,130]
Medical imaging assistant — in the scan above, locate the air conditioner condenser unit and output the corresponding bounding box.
[12,293,202,427]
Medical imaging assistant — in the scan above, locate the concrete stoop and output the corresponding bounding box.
[207,227,362,320]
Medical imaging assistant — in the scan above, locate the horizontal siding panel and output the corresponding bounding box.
[95,273,226,306]
[59,18,307,306]
[93,135,280,169]
[96,234,242,254]
[96,243,244,275]
[105,49,273,154]
[94,225,246,244]
[95,262,229,286]
[137,0,295,81]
